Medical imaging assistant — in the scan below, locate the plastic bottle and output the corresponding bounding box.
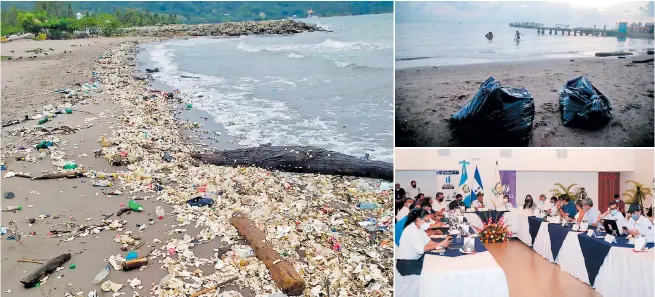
[65,108,73,114]
[93,265,110,284]
[38,117,49,125]
[186,103,192,110]
[155,206,165,219]
[2,206,22,212]
[357,202,380,210]
[128,200,143,212]
[63,163,78,170]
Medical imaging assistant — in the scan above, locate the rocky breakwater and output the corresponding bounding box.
[122,19,323,37]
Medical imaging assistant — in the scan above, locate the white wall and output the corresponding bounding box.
[395,149,653,208]
[620,149,654,208]
[516,171,598,206]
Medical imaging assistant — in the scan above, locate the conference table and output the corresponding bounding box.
[521,215,654,297]
[463,209,525,239]
[395,228,510,297]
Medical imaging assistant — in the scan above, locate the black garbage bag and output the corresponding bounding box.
[450,77,535,146]
[558,76,612,129]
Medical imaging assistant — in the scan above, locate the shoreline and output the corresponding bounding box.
[1,36,393,297]
[396,56,654,147]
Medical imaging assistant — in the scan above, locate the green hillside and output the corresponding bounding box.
[1,1,393,24]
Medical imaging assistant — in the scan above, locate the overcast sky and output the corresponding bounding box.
[396,1,655,27]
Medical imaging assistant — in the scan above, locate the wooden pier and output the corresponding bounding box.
[511,24,619,37]
[534,27,619,37]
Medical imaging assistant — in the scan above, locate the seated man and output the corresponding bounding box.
[547,196,558,215]
[396,198,413,222]
[596,201,629,234]
[471,192,486,210]
[431,192,448,214]
[558,195,577,219]
[580,197,600,225]
[448,194,465,210]
[498,194,513,210]
[536,194,548,210]
[626,205,654,238]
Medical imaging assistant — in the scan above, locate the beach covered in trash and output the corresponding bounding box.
[1,37,393,297]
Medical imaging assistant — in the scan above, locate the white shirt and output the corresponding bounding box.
[396,206,410,222]
[397,223,430,260]
[496,201,513,210]
[627,215,654,237]
[536,199,549,211]
[599,211,629,235]
[471,200,485,209]
[582,207,600,223]
[432,199,448,212]
[547,203,558,215]
[406,187,420,199]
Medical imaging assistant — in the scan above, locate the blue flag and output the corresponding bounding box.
[458,160,470,206]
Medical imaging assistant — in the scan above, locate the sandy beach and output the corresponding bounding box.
[395,56,654,147]
[1,36,392,297]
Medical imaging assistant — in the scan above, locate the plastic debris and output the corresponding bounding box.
[101,280,123,292]
[4,192,15,199]
[450,77,535,146]
[186,196,215,207]
[93,265,110,284]
[558,75,613,129]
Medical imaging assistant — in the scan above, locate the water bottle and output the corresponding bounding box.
[155,206,165,219]
[358,202,380,210]
[2,206,22,212]
[92,265,110,284]
[128,200,143,212]
[38,117,49,125]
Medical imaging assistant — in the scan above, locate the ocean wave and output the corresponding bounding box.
[147,43,392,162]
[235,38,390,53]
[288,52,304,59]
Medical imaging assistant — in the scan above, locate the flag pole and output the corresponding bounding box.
[471,157,480,207]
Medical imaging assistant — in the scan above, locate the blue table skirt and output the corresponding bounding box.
[547,222,573,261]
[474,210,508,224]
[528,216,543,245]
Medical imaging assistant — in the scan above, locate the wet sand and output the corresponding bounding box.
[395,56,655,147]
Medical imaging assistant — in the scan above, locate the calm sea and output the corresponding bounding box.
[396,22,654,68]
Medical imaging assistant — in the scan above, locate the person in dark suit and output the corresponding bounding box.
[395,183,407,214]
[449,194,465,210]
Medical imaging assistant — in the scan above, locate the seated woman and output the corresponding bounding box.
[397,209,451,260]
[573,200,585,223]
[523,195,536,210]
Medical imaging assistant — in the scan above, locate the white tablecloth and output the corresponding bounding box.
[515,213,533,246]
[419,252,510,297]
[532,222,554,262]
[594,247,654,297]
[556,231,590,284]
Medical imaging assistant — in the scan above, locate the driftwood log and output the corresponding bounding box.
[230,211,305,296]
[192,146,392,181]
[595,52,634,57]
[32,171,84,180]
[21,253,71,288]
[633,58,654,63]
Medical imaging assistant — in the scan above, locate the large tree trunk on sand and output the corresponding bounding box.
[230,211,305,296]
[21,253,71,288]
[192,146,392,181]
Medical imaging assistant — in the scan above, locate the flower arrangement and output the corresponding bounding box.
[473,215,510,243]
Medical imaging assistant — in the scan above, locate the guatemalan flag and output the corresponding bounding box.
[458,160,470,206]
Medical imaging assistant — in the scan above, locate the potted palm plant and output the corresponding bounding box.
[550,183,579,200]
[623,180,653,215]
